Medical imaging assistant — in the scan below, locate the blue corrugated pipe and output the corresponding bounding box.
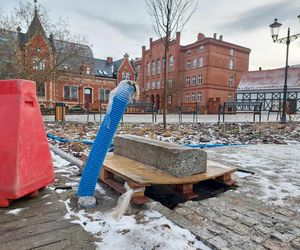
[47,133,94,145]
[77,81,135,197]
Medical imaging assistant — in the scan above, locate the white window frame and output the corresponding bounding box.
[197,92,202,102]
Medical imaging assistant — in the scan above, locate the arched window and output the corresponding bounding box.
[156,59,161,74]
[152,61,155,75]
[146,62,150,76]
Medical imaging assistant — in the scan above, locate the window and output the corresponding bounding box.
[32,59,45,70]
[187,50,192,56]
[186,76,190,85]
[146,82,150,90]
[199,57,204,67]
[191,76,196,85]
[228,76,235,87]
[230,48,234,56]
[32,60,38,69]
[156,81,160,89]
[228,93,233,101]
[168,79,173,89]
[229,59,234,69]
[39,60,45,70]
[152,61,155,75]
[197,92,202,102]
[192,58,197,68]
[191,92,195,102]
[187,60,191,69]
[199,45,204,53]
[146,62,150,76]
[168,96,172,104]
[105,89,110,100]
[156,59,161,74]
[169,55,174,71]
[152,81,155,90]
[37,82,46,97]
[122,72,131,80]
[185,93,189,103]
[198,74,203,85]
[99,89,105,101]
[64,86,78,100]
[86,67,90,75]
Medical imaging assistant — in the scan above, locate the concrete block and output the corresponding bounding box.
[114,135,207,177]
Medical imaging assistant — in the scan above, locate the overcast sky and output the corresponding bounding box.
[1,0,300,70]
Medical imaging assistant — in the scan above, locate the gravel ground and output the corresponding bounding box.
[45,122,300,159]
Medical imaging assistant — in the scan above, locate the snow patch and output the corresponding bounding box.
[5,207,27,215]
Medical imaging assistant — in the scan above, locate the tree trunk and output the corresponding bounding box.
[163,40,168,132]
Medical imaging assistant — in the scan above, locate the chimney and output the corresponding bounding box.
[213,33,217,39]
[106,57,113,64]
[219,35,223,41]
[259,67,262,71]
[197,33,205,41]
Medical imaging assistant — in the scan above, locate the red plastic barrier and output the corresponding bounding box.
[0,79,54,207]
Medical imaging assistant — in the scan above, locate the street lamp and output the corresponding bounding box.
[269,16,300,123]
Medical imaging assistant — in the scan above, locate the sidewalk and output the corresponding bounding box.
[43,113,299,123]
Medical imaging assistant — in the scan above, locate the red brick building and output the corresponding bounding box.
[135,32,251,113]
[0,11,135,111]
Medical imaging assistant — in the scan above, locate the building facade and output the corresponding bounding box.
[135,32,251,113]
[0,11,135,111]
[237,66,300,113]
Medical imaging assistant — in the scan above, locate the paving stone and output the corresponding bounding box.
[271,232,298,243]
[262,237,290,250]
[190,227,216,241]
[185,213,205,224]
[213,215,250,236]
[207,236,229,249]
[275,208,296,217]
[174,207,193,216]
[114,134,207,177]
[292,237,300,249]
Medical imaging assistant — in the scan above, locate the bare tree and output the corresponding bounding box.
[145,0,198,131]
[0,1,90,88]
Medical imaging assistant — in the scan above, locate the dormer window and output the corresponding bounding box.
[86,67,90,75]
[35,47,41,52]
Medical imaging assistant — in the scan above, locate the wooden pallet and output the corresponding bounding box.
[100,154,237,204]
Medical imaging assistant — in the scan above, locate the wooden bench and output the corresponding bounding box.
[100,154,237,204]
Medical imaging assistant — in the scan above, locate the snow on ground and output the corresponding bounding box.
[5,207,27,215]
[206,144,300,207]
[63,199,210,250]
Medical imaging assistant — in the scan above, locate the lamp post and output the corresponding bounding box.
[269,15,300,123]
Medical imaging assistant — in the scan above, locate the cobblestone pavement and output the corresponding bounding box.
[163,145,300,250]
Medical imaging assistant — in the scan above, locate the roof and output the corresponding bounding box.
[238,66,300,91]
[93,58,125,78]
[93,58,114,77]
